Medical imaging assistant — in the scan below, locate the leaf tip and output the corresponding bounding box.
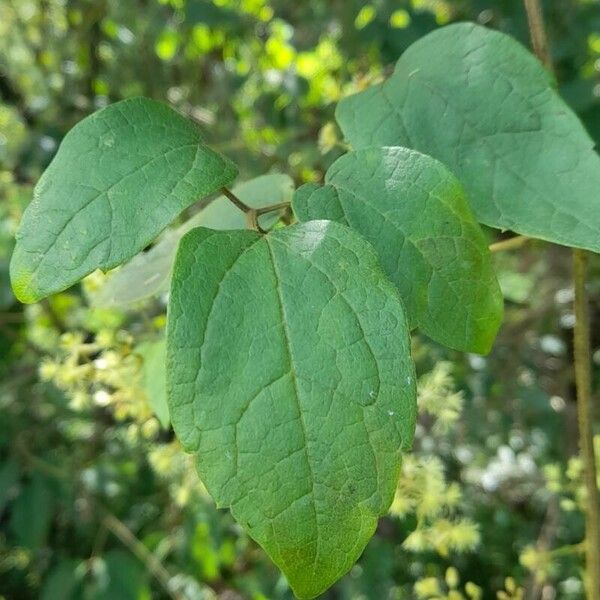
[9,259,41,304]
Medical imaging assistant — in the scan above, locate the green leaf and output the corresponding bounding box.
[336,23,600,253]
[88,550,150,600]
[0,459,19,515]
[167,221,416,598]
[10,474,55,550]
[41,559,81,600]
[91,174,293,308]
[293,147,503,354]
[136,338,170,427]
[10,97,238,303]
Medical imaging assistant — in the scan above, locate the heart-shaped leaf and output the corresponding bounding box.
[167,221,416,598]
[336,23,600,252]
[293,147,503,354]
[10,97,237,303]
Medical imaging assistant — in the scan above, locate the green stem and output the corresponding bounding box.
[488,235,530,253]
[523,2,600,597]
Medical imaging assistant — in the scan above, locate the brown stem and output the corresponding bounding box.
[220,188,291,233]
[245,209,266,234]
[572,249,600,600]
[255,202,291,216]
[523,0,553,71]
[220,187,265,232]
[523,2,600,598]
[220,187,253,214]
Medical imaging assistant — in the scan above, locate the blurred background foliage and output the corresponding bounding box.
[1,0,600,598]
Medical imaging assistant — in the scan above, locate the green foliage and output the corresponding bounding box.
[336,23,600,253]
[2,1,600,599]
[292,147,503,353]
[167,222,416,598]
[10,97,237,304]
[10,474,55,551]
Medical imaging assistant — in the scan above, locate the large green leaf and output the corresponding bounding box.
[10,97,237,303]
[293,147,502,354]
[336,23,600,253]
[91,174,293,308]
[167,221,416,598]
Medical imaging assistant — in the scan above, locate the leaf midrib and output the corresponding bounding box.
[264,236,320,573]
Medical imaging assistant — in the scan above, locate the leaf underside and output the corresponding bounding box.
[167,221,416,598]
[293,147,503,354]
[10,97,237,303]
[136,339,170,428]
[336,23,600,253]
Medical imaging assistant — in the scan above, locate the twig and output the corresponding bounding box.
[220,188,291,233]
[256,202,291,216]
[523,0,553,71]
[523,2,600,598]
[220,187,253,214]
[220,187,265,232]
[489,235,530,253]
[102,512,185,600]
[572,248,600,600]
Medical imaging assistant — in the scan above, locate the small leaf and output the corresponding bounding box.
[10,97,237,303]
[167,221,416,598]
[91,174,293,308]
[293,147,502,354]
[336,23,600,252]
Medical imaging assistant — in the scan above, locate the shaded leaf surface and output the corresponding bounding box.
[91,174,293,308]
[137,338,170,427]
[336,23,600,252]
[11,97,237,303]
[10,474,55,549]
[167,221,416,598]
[41,560,81,600]
[293,147,502,353]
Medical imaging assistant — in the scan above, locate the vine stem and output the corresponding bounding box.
[220,186,291,233]
[523,0,552,69]
[220,186,252,214]
[488,235,530,253]
[102,512,184,600]
[573,249,600,600]
[522,2,600,598]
